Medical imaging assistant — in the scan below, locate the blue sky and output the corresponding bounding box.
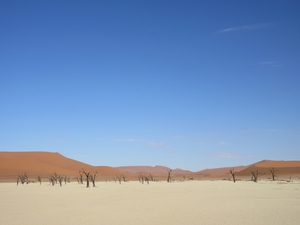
[1,1,299,171]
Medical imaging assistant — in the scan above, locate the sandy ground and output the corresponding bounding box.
[0,180,299,225]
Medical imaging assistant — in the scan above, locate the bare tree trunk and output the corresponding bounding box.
[229,168,237,183]
[79,171,84,184]
[37,175,42,185]
[269,167,277,181]
[81,169,91,188]
[18,173,28,185]
[49,176,55,186]
[167,169,172,183]
[116,175,122,184]
[149,174,154,182]
[53,172,58,184]
[90,172,97,187]
[63,176,67,185]
[250,170,264,182]
[145,176,149,184]
[58,176,63,186]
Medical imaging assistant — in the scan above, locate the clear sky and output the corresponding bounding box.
[1,1,299,171]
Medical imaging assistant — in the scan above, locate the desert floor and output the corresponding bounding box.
[0,180,299,225]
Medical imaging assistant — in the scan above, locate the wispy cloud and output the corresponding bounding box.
[172,135,185,139]
[113,138,144,142]
[197,141,228,146]
[260,61,283,67]
[46,139,72,143]
[113,138,172,150]
[218,141,227,145]
[236,129,284,134]
[218,23,272,33]
[146,142,171,149]
[208,151,255,159]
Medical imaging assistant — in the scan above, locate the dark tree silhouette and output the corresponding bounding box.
[49,176,55,186]
[81,169,91,188]
[18,173,28,185]
[269,167,277,181]
[90,171,97,187]
[115,174,122,184]
[37,175,42,185]
[145,176,150,184]
[78,171,84,184]
[167,169,172,183]
[63,176,68,185]
[53,172,59,184]
[58,176,64,186]
[229,168,237,183]
[121,174,127,182]
[138,174,144,184]
[149,174,154,182]
[250,170,264,182]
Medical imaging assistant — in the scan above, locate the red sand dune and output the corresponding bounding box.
[0,151,132,181]
[1,151,300,182]
[195,166,247,179]
[237,160,300,178]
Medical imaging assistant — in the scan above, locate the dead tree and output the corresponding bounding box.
[269,167,277,181]
[18,173,29,185]
[138,174,144,184]
[37,175,42,185]
[49,176,55,186]
[167,169,172,183]
[63,176,68,185]
[81,169,91,188]
[115,174,122,184]
[58,176,64,186]
[149,174,154,182]
[121,174,127,182]
[145,176,150,184]
[78,171,84,184]
[250,170,264,182]
[229,168,237,183]
[53,172,59,184]
[90,171,97,187]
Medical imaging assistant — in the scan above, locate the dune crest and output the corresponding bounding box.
[1,152,300,181]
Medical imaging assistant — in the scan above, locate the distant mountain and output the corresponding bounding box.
[115,165,192,175]
[116,165,170,174]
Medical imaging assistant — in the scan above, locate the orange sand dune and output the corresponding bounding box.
[195,166,246,179]
[0,151,131,181]
[1,152,300,182]
[253,160,300,168]
[237,160,300,178]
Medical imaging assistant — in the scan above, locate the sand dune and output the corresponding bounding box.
[195,166,246,179]
[0,151,130,181]
[1,151,300,182]
[237,160,300,178]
